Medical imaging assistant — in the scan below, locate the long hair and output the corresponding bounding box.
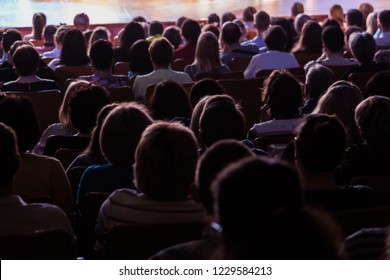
[193,32,223,73]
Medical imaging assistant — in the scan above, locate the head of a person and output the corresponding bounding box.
[322,25,345,53]
[294,13,311,35]
[313,81,363,144]
[263,70,303,119]
[12,45,40,77]
[1,29,22,53]
[208,13,220,27]
[88,26,111,51]
[355,96,390,146]
[133,16,147,23]
[194,31,221,72]
[60,28,89,66]
[322,18,342,30]
[100,103,153,167]
[291,2,304,18]
[135,122,198,201]
[345,26,364,46]
[264,25,287,51]
[190,78,225,107]
[254,11,270,33]
[233,19,247,41]
[162,26,182,49]
[68,84,110,135]
[176,16,188,29]
[150,80,192,121]
[214,156,303,259]
[129,39,153,75]
[181,19,201,46]
[0,96,40,154]
[329,4,344,25]
[243,6,257,22]
[89,39,114,71]
[31,12,46,39]
[366,12,378,35]
[196,140,254,216]
[359,3,374,22]
[221,22,241,45]
[379,10,390,32]
[149,37,173,68]
[305,64,335,100]
[295,114,346,176]
[0,123,20,194]
[43,24,57,43]
[9,40,33,60]
[120,21,145,49]
[364,71,390,99]
[190,96,210,147]
[54,25,69,46]
[346,9,364,28]
[271,17,295,52]
[73,12,90,32]
[295,20,323,53]
[149,21,164,36]
[221,12,236,25]
[199,95,245,148]
[349,32,377,64]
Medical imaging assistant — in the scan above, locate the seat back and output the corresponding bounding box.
[108,86,134,103]
[293,53,321,68]
[256,67,305,82]
[66,166,88,205]
[327,64,356,80]
[44,135,89,157]
[145,82,193,107]
[229,57,251,72]
[106,222,205,259]
[54,148,82,170]
[113,62,130,75]
[5,90,63,133]
[171,58,192,71]
[348,72,382,92]
[0,228,76,260]
[351,175,390,206]
[54,66,93,92]
[193,71,244,81]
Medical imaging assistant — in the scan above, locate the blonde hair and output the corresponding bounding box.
[193,31,223,73]
[329,4,345,27]
[88,26,111,53]
[366,12,378,35]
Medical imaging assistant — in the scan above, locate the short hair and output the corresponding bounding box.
[100,103,153,167]
[196,140,253,215]
[68,85,110,135]
[199,95,245,147]
[129,39,153,75]
[294,13,311,34]
[89,39,113,71]
[201,24,220,40]
[1,29,22,52]
[12,45,40,76]
[349,32,377,64]
[355,96,390,145]
[364,71,390,99]
[347,9,364,28]
[54,25,69,45]
[9,40,33,58]
[135,122,198,200]
[88,26,111,50]
[162,26,182,49]
[120,21,145,49]
[0,97,40,153]
[329,4,344,26]
[322,26,345,53]
[190,96,210,147]
[243,6,257,22]
[190,78,225,107]
[149,21,164,36]
[0,123,20,187]
[149,37,173,66]
[176,16,188,29]
[255,11,270,32]
[221,12,236,24]
[133,16,147,23]
[208,13,220,27]
[291,2,304,17]
[264,25,287,51]
[181,19,201,46]
[271,17,295,52]
[305,64,335,99]
[221,22,241,45]
[73,12,90,30]
[379,10,390,31]
[263,70,303,119]
[151,80,192,121]
[322,18,342,29]
[43,25,57,42]
[295,114,346,174]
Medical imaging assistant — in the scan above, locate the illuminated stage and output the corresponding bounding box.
[1,0,389,27]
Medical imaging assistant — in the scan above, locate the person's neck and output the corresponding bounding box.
[223,42,241,53]
[325,51,343,59]
[16,75,41,83]
[153,65,170,70]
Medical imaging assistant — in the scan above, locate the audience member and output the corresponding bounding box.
[242,11,270,49]
[366,12,378,35]
[36,24,57,54]
[233,19,248,43]
[359,3,374,29]
[375,10,390,46]
[364,71,390,98]
[201,24,220,40]
[23,12,46,41]
[0,29,22,66]
[346,9,365,29]
[173,19,201,62]
[146,21,163,42]
[128,39,153,78]
[42,25,68,59]
[162,26,182,50]
[292,21,323,54]
[271,17,295,52]
[189,78,224,107]
[221,12,236,25]
[87,26,111,52]
[242,6,257,32]
[207,13,220,28]
[73,12,90,34]
[113,21,145,63]
[294,13,311,39]
[328,4,345,29]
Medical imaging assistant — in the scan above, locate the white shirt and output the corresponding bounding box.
[250,118,302,138]
[244,50,300,79]
[42,48,62,59]
[375,32,390,47]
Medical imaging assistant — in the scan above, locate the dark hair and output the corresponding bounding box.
[60,29,89,66]
[350,32,377,64]
[89,39,113,71]
[202,24,220,40]
[196,140,253,215]
[263,70,303,118]
[379,10,390,30]
[129,39,153,75]
[12,45,40,76]
[54,26,69,45]
[305,64,335,99]
[322,26,344,53]
[221,22,241,45]
[295,114,346,173]
[208,13,220,27]
[132,16,147,23]
[0,123,20,188]
[291,2,304,17]
[149,37,173,67]
[264,25,287,51]
[176,16,188,29]
[31,12,46,40]
[243,6,257,22]
[221,12,236,24]
[120,21,145,50]
[151,80,192,121]
[255,11,270,32]
[0,96,40,153]
[43,24,57,42]
[322,18,342,29]
[2,29,22,52]
[347,9,364,28]
[364,71,390,99]
[73,13,89,30]
[68,85,110,135]
[271,17,295,52]
[293,20,323,54]
[162,26,182,49]
[190,78,225,107]
[181,19,201,46]
[149,21,164,36]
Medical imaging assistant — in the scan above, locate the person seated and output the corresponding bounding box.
[294,13,311,40]
[36,24,56,54]
[0,97,73,221]
[374,10,390,47]
[184,32,230,79]
[346,9,365,29]
[73,12,91,34]
[233,19,248,44]
[42,25,68,59]
[220,22,259,66]
[271,17,295,52]
[359,2,374,29]
[241,11,270,49]
[289,2,304,37]
[87,26,111,52]
[201,24,220,40]
[335,96,390,184]
[146,21,163,42]
[207,13,220,28]
[221,12,236,25]
[364,71,390,99]
[295,114,376,211]
[151,140,255,259]
[23,12,46,42]
[366,12,378,35]
[327,4,345,30]
[249,70,303,138]
[242,6,257,33]
[77,103,153,204]
[292,21,323,55]
[127,39,154,79]
[244,26,299,78]
[0,45,58,92]
[96,122,207,251]
[172,19,201,62]
[0,29,22,66]
[162,26,182,50]
[0,122,73,237]
[189,78,225,107]
[132,37,192,101]
[78,40,128,89]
